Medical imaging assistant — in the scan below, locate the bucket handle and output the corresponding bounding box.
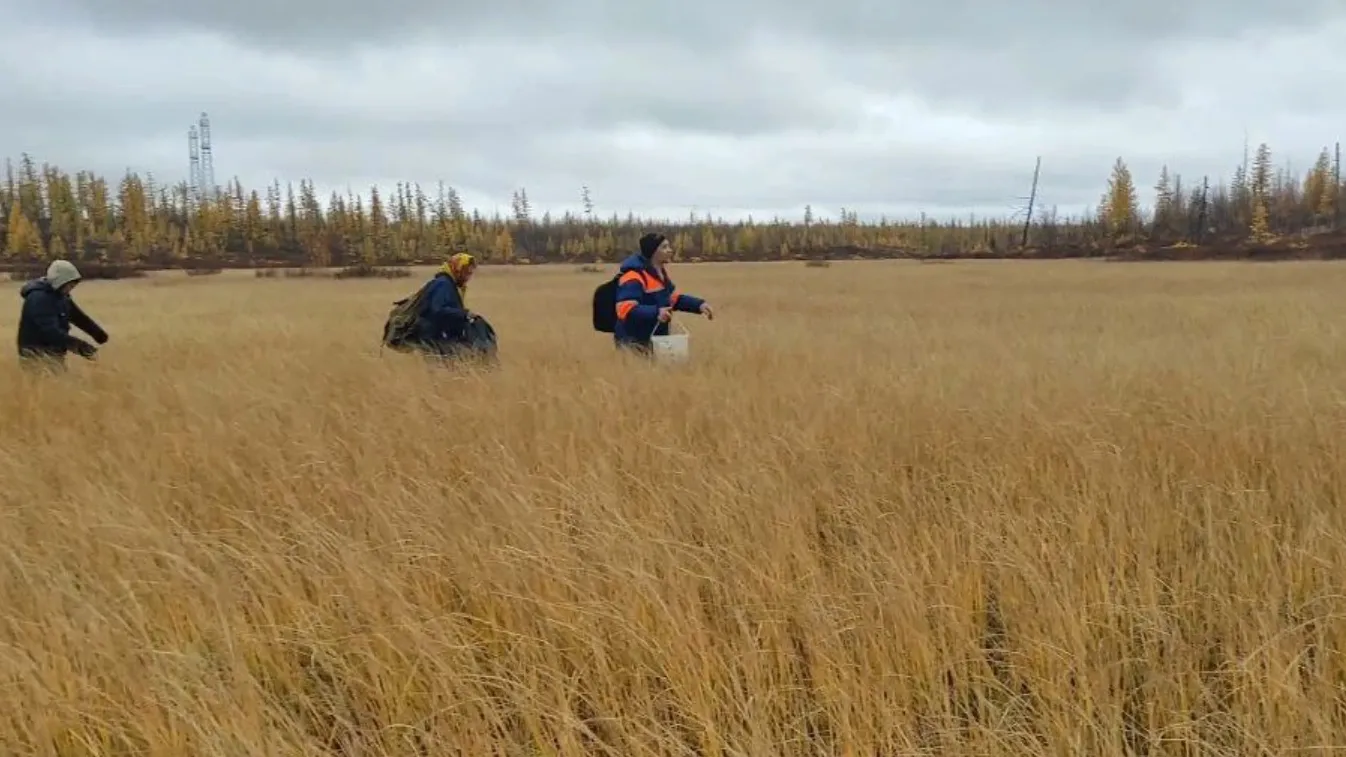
[649,314,689,340]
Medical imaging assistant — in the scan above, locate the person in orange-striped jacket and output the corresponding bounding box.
[613,232,714,354]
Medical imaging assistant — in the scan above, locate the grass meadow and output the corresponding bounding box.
[2,259,1346,755]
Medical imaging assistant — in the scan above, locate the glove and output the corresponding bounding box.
[73,341,98,360]
[94,332,109,345]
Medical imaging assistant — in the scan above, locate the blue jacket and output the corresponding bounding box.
[613,252,705,344]
[414,273,471,343]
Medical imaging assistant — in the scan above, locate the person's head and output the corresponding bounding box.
[45,260,82,295]
[639,232,672,266]
[442,253,477,285]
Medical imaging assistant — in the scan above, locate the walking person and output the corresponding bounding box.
[16,260,108,372]
[381,253,497,364]
[613,233,713,355]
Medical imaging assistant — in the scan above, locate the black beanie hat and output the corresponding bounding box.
[638,232,667,258]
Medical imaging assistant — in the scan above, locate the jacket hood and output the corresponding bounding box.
[19,279,53,299]
[618,252,653,273]
[45,260,82,290]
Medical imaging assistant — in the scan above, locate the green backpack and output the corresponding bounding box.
[380,281,434,353]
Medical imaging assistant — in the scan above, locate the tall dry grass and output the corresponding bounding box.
[2,260,1346,755]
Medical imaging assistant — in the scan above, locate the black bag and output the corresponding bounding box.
[592,274,619,333]
[424,314,499,367]
[464,314,499,358]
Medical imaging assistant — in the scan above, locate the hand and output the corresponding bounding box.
[700,303,714,320]
[657,307,672,323]
[74,342,98,360]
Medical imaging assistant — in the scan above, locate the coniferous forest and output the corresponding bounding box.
[0,142,1342,274]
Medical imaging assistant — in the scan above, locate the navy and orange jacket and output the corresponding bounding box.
[613,252,705,344]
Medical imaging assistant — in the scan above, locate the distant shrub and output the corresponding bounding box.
[804,259,832,268]
[578,264,604,273]
[83,263,148,280]
[255,268,327,279]
[333,264,413,280]
[185,267,222,277]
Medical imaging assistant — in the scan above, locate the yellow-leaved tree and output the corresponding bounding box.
[1100,157,1137,239]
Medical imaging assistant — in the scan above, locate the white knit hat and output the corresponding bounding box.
[45,260,82,290]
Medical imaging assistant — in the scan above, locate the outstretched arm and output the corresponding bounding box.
[68,300,109,344]
[670,288,705,314]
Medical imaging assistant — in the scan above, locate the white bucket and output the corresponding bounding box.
[650,332,690,362]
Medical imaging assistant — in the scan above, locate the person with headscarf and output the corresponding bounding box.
[613,232,713,354]
[409,253,492,359]
[16,259,109,370]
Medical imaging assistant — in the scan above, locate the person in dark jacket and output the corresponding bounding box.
[410,252,486,359]
[16,260,108,370]
[614,232,713,354]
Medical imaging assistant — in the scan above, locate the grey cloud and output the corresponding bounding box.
[3,1,1345,223]
[26,0,1343,48]
[749,0,1343,48]
[0,79,1098,221]
[17,0,1344,118]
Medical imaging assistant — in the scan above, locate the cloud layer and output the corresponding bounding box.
[4,0,1344,222]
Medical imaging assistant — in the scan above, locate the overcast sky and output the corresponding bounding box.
[3,0,1343,224]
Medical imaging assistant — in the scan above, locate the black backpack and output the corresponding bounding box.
[592,274,619,333]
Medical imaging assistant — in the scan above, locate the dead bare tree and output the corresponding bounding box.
[1007,156,1042,249]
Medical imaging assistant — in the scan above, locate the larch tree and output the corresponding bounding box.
[1249,143,1273,241]
[1305,148,1334,223]
[5,206,42,260]
[1101,157,1138,238]
[1153,165,1174,238]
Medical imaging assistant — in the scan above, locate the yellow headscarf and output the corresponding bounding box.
[440,253,476,302]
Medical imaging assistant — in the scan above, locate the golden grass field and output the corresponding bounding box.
[2,259,1346,755]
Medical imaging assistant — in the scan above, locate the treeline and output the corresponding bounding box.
[0,141,1342,269]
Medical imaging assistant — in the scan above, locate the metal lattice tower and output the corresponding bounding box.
[197,112,215,199]
[188,125,201,203]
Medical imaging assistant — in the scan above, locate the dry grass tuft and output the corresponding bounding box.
[2,261,1346,754]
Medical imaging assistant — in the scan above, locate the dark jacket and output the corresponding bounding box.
[16,279,107,361]
[613,252,705,346]
[413,273,471,345]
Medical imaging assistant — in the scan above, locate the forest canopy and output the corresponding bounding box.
[0,142,1341,269]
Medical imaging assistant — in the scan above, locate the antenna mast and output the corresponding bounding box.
[188,125,201,206]
[198,112,215,200]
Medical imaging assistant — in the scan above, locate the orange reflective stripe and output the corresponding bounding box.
[621,269,665,293]
[617,268,667,321]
